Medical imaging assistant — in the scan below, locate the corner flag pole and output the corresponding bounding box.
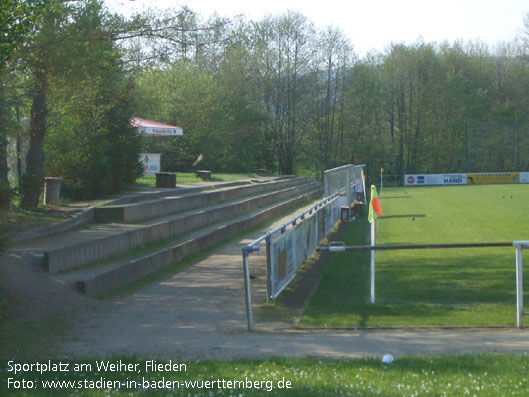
[361,169,367,204]
[368,185,382,304]
[370,219,375,303]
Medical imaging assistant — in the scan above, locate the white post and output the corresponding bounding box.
[380,170,383,190]
[370,220,375,304]
[515,245,523,328]
[362,175,367,204]
[513,241,529,329]
[242,251,254,332]
[346,167,352,209]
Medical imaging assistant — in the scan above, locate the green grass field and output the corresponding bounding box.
[301,185,529,327]
[2,355,529,396]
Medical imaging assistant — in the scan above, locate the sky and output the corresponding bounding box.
[108,0,529,55]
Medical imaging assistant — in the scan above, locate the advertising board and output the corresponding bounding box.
[466,173,520,184]
[404,174,467,186]
[139,153,161,174]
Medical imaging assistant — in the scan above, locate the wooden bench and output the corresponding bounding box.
[196,170,211,181]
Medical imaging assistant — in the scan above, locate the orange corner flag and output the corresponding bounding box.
[368,185,382,223]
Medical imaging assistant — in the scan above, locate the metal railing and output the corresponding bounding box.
[318,241,529,328]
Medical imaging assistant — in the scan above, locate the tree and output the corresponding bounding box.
[311,26,353,175]
[19,2,68,208]
[14,1,149,206]
[0,0,52,74]
[0,0,52,209]
[218,22,273,171]
[249,12,315,175]
[82,7,529,180]
[134,63,232,172]
[42,1,142,199]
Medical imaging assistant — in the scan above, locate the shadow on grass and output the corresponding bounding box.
[379,253,518,304]
[381,196,413,199]
[382,214,426,219]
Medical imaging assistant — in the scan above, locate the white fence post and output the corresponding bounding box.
[513,241,529,329]
[516,245,523,328]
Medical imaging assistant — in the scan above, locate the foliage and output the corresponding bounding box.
[135,62,270,173]
[124,9,529,180]
[0,0,51,74]
[4,3,529,204]
[40,1,142,199]
[0,1,52,211]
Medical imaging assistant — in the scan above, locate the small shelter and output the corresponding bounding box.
[131,117,183,136]
[131,117,183,174]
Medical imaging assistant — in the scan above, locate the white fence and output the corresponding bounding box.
[324,164,365,207]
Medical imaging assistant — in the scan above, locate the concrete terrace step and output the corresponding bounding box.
[9,179,266,244]
[13,180,285,252]
[105,177,298,206]
[94,177,311,223]
[60,186,323,296]
[44,180,320,273]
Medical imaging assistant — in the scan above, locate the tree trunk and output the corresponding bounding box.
[21,71,47,209]
[0,93,10,209]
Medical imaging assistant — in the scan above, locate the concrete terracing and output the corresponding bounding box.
[62,191,321,296]
[94,177,311,223]
[39,177,322,295]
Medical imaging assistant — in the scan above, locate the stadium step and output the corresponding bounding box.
[93,176,310,223]
[55,185,323,296]
[43,178,319,273]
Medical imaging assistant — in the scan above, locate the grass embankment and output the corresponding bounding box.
[135,172,260,187]
[5,207,72,236]
[301,185,529,327]
[2,355,529,396]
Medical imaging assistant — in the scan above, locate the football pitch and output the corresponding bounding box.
[300,184,529,327]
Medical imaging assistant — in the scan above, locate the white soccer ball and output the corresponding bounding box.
[382,354,394,364]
